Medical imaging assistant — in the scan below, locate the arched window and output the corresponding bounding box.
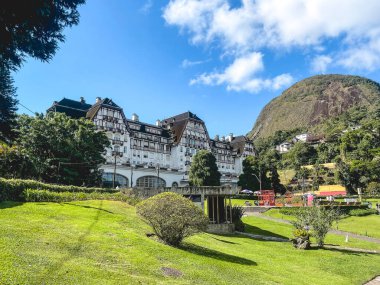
[136,176,166,188]
[102,173,129,188]
[172,182,178,188]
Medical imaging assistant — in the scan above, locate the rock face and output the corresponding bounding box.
[249,75,380,139]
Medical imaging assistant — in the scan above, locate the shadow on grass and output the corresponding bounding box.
[40,200,105,279]
[316,246,380,256]
[0,201,24,209]
[179,243,257,266]
[243,224,288,240]
[207,234,239,245]
[64,202,114,214]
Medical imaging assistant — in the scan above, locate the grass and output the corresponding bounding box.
[0,200,379,285]
[337,215,380,239]
[230,199,256,206]
[244,215,380,251]
[263,208,380,240]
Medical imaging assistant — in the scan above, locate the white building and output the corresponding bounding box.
[48,97,255,188]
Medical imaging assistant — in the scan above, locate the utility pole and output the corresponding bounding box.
[113,152,117,188]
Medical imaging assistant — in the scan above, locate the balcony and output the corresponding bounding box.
[111,151,123,157]
[112,139,123,145]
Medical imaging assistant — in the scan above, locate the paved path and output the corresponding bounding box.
[247,212,380,244]
[364,276,380,285]
[236,231,289,242]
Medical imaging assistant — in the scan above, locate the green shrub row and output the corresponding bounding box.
[23,189,140,204]
[0,178,119,201]
[279,205,369,216]
[348,208,378,216]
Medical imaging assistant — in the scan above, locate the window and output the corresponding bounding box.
[102,173,129,188]
[136,176,166,188]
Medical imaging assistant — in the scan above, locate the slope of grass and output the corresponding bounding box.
[1,201,380,285]
[337,215,380,239]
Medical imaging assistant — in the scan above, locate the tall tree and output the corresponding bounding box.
[0,66,17,141]
[15,112,109,186]
[0,0,85,142]
[189,150,221,186]
[238,155,270,191]
[0,0,85,70]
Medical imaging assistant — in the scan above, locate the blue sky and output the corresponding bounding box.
[13,0,380,137]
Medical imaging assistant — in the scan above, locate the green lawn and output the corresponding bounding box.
[337,215,380,238]
[0,201,379,285]
[263,209,380,239]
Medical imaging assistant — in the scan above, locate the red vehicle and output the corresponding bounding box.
[257,190,275,206]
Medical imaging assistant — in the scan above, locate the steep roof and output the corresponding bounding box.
[86,98,122,120]
[47,98,91,119]
[230,136,250,155]
[126,119,171,138]
[161,111,202,124]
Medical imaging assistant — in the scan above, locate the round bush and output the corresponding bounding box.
[136,192,209,246]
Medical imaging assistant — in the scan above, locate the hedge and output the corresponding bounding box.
[0,178,120,202]
[279,205,369,216]
[348,208,378,217]
[23,189,140,205]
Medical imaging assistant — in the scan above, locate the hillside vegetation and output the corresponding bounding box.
[250,74,380,139]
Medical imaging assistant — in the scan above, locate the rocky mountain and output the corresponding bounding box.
[249,74,380,139]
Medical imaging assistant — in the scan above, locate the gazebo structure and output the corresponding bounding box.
[134,186,238,233]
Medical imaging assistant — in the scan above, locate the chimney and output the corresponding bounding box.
[80,97,85,104]
[96,97,101,103]
[221,136,225,141]
[214,135,219,141]
[155,119,161,127]
[132,113,139,122]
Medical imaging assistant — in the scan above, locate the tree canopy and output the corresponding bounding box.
[189,150,221,186]
[12,112,109,186]
[0,0,85,70]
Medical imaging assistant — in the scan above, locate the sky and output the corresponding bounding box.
[13,0,380,137]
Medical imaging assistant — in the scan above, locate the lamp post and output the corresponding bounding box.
[130,163,135,188]
[112,150,122,188]
[156,163,160,188]
[252,173,262,191]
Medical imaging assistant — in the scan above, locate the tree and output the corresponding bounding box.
[0,142,32,179]
[284,142,317,168]
[0,0,85,70]
[0,66,18,141]
[189,150,221,186]
[0,0,85,143]
[136,192,208,246]
[292,206,340,248]
[238,155,271,191]
[15,112,109,186]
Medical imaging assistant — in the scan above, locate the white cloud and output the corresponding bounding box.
[311,55,332,73]
[163,0,380,92]
[190,52,293,93]
[181,59,208,68]
[140,0,153,15]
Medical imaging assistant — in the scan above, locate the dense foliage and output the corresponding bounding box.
[7,112,110,186]
[189,150,221,186]
[0,67,18,141]
[136,192,208,246]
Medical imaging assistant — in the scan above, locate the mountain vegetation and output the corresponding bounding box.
[249,74,380,139]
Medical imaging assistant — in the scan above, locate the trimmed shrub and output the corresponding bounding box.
[348,208,378,216]
[0,178,119,201]
[136,192,208,246]
[228,205,246,231]
[23,189,139,204]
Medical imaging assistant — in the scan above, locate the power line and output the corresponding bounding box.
[18,102,35,114]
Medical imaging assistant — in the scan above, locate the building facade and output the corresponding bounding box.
[48,97,255,188]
